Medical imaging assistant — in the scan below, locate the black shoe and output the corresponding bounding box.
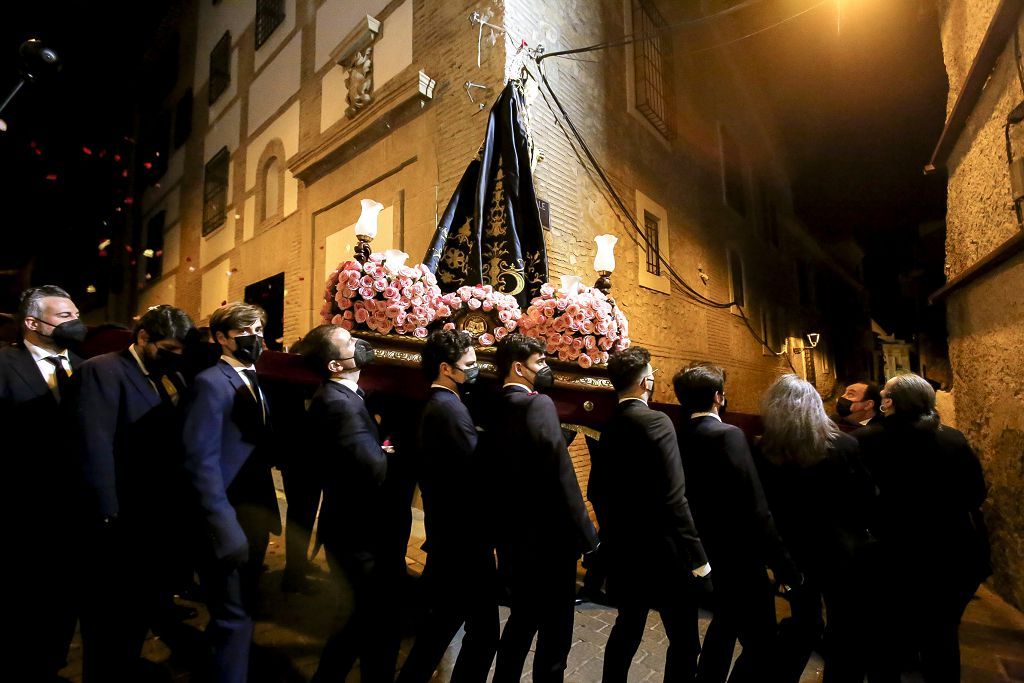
[281,573,321,595]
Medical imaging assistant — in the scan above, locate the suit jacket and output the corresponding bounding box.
[306,380,386,555]
[77,349,187,523]
[590,399,706,593]
[679,415,798,583]
[0,344,83,525]
[182,360,279,560]
[489,385,598,561]
[416,387,489,556]
[855,417,990,584]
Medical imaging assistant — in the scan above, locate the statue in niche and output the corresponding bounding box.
[345,47,373,118]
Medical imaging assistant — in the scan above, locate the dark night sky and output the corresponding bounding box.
[1,0,950,341]
[0,2,171,313]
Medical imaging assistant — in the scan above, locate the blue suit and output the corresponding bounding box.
[182,359,279,683]
[76,348,192,680]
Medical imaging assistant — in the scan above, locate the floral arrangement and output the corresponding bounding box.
[517,277,630,368]
[321,251,443,337]
[437,285,522,347]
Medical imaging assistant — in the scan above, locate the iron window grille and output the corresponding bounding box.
[209,32,231,104]
[255,0,285,49]
[203,147,230,235]
[632,0,673,139]
[644,210,661,276]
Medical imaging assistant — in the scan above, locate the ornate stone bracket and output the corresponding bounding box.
[337,15,381,119]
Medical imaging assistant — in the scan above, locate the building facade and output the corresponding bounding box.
[934,0,1024,609]
[115,0,869,416]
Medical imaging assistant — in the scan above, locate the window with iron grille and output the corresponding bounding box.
[208,32,231,105]
[173,88,193,149]
[631,0,673,138]
[145,211,166,283]
[729,250,745,307]
[255,0,285,49]
[644,210,661,276]
[203,147,230,235]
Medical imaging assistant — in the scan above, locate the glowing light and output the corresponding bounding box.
[355,198,384,239]
[593,234,617,273]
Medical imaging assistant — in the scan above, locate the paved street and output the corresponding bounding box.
[57,506,1024,682]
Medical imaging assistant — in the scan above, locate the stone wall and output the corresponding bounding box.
[936,0,1024,609]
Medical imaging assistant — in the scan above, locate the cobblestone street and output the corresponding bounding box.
[55,503,1024,682]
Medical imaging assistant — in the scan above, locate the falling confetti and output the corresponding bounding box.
[125,245,133,253]
[45,174,58,181]
[86,285,97,294]
[82,146,92,156]
[98,239,111,250]
[155,249,163,257]
[142,248,155,258]
[143,161,152,170]
[98,250,108,257]
[188,266,196,272]
[0,119,7,132]
[113,154,121,162]
[123,197,134,205]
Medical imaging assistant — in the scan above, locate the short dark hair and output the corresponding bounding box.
[421,329,473,380]
[209,302,266,339]
[673,362,726,414]
[862,381,882,411]
[495,333,545,378]
[135,305,195,343]
[18,285,72,322]
[607,346,651,392]
[299,324,344,378]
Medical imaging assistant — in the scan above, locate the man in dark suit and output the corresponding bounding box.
[398,329,498,683]
[490,334,599,683]
[834,381,884,430]
[300,324,399,683]
[590,347,710,682]
[182,302,280,683]
[0,285,85,682]
[674,362,801,683]
[76,304,196,680]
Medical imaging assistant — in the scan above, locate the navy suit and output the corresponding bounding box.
[0,344,82,679]
[398,387,499,683]
[590,399,708,682]
[76,348,192,680]
[182,360,279,683]
[680,415,799,683]
[307,380,399,683]
[490,385,598,683]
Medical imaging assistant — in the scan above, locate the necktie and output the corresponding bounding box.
[242,369,265,422]
[45,356,71,402]
[151,374,172,405]
[356,387,366,400]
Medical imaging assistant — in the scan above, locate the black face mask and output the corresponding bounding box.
[530,365,555,392]
[233,334,264,365]
[38,318,87,347]
[836,397,854,417]
[339,339,375,368]
[147,347,184,377]
[457,366,480,385]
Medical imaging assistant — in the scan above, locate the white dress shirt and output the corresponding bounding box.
[430,383,459,397]
[23,339,70,400]
[221,355,266,421]
[689,411,722,422]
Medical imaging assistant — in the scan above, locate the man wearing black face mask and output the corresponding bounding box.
[182,302,280,683]
[0,285,85,681]
[490,334,598,683]
[834,381,883,430]
[76,304,196,680]
[302,325,401,683]
[398,329,498,683]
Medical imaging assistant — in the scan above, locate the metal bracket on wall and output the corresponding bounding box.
[470,11,507,67]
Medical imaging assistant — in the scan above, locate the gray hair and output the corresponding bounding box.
[18,285,72,322]
[885,373,940,429]
[760,374,840,466]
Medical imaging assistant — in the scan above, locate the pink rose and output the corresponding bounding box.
[414,327,428,339]
[568,320,580,332]
[355,309,369,324]
[540,283,555,297]
[478,333,495,346]
[584,335,596,350]
[358,287,374,299]
[595,321,610,336]
[572,338,584,350]
[343,310,354,320]
[498,310,512,323]
[546,339,560,354]
[443,322,456,332]
[436,304,452,318]
[341,319,353,330]
[567,346,582,360]
[481,300,493,312]
[505,319,518,331]
[363,261,375,275]
[542,303,556,318]
[467,298,482,310]
[395,312,407,326]
[373,278,387,292]
[458,286,472,301]
[494,326,509,341]
[472,286,486,299]
[331,314,344,325]
[386,304,403,318]
[369,253,384,263]
[566,303,580,316]
[555,299,568,311]
[339,298,354,311]
[411,283,425,297]
[342,260,360,271]
[360,275,374,288]
[423,272,438,287]
[598,337,613,351]
[578,353,593,369]
[383,285,400,300]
